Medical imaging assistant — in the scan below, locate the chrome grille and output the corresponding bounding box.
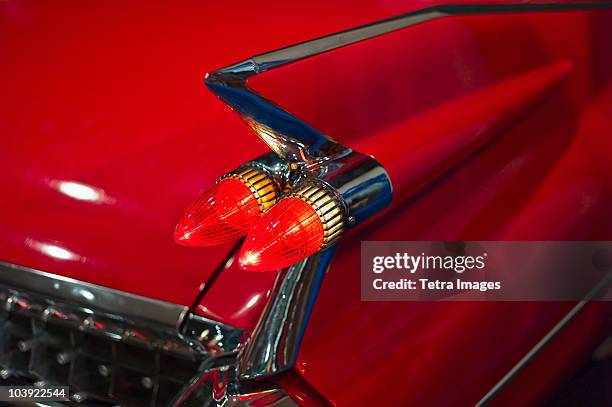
[0,262,243,406]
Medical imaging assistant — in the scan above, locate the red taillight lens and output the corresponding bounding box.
[239,183,346,271]
[239,197,324,271]
[174,168,278,247]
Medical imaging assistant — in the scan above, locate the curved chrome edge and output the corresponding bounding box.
[206,2,612,165]
[205,74,349,166]
[0,261,244,356]
[237,249,335,379]
[234,155,392,380]
[172,364,298,407]
[250,2,612,73]
[0,261,247,405]
[475,272,612,406]
[242,151,292,189]
[318,152,393,226]
[182,314,246,355]
[0,261,186,330]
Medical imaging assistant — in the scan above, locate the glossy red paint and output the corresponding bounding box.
[195,250,278,331]
[0,0,416,305]
[248,8,612,406]
[356,60,573,204]
[493,302,612,406]
[2,2,612,407]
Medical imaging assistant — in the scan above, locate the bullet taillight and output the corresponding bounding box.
[239,182,345,271]
[174,167,279,247]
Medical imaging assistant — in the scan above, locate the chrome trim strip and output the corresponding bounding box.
[205,72,348,166]
[236,156,392,379]
[0,261,187,330]
[475,273,612,406]
[238,249,335,379]
[250,2,612,73]
[182,314,245,355]
[320,152,393,226]
[0,261,245,405]
[170,363,299,406]
[206,2,612,165]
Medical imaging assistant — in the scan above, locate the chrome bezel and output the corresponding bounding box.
[0,261,186,331]
[287,180,346,248]
[221,166,280,213]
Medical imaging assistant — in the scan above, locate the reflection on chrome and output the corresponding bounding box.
[224,255,235,269]
[53,180,110,203]
[0,262,245,405]
[245,293,261,309]
[78,288,95,301]
[238,249,336,379]
[25,238,80,261]
[170,364,297,406]
[232,293,262,319]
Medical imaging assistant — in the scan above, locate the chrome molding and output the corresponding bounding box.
[206,3,612,167]
[0,261,243,355]
[234,153,391,379]
[288,182,346,248]
[0,261,244,405]
[170,363,298,406]
[238,249,335,379]
[183,314,244,356]
[238,151,291,191]
[223,167,280,213]
[205,73,349,167]
[0,261,186,331]
[250,2,612,73]
[315,152,392,226]
[475,272,612,406]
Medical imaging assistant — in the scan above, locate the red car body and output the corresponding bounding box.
[1,1,611,406]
